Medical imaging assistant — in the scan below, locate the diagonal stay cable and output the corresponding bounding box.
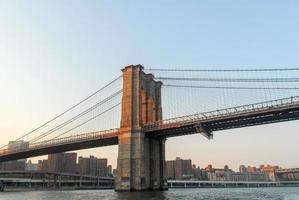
[29,90,123,144]
[0,75,122,150]
[50,103,121,141]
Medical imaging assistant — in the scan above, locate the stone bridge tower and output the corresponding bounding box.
[115,65,167,191]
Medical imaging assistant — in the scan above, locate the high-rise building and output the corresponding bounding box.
[78,156,90,175]
[89,156,98,176]
[0,141,30,171]
[0,160,26,171]
[205,164,213,172]
[37,160,48,171]
[64,153,77,174]
[260,165,279,181]
[25,160,38,171]
[166,161,175,180]
[224,165,230,171]
[48,153,77,173]
[192,165,207,180]
[107,165,112,176]
[78,156,108,177]
[98,159,108,177]
[113,169,117,177]
[166,157,193,180]
[239,165,247,173]
[247,166,257,173]
[8,141,29,152]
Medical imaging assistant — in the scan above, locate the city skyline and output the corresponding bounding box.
[1,1,299,172]
[4,151,296,172]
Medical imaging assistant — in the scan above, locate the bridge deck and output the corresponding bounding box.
[1,97,299,162]
[0,129,119,162]
[144,96,299,138]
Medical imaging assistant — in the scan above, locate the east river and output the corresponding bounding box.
[1,188,299,200]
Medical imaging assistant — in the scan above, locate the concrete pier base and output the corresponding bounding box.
[0,180,4,192]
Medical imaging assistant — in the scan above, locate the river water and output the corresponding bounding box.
[1,188,299,200]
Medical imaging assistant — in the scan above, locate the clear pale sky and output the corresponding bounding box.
[0,0,299,171]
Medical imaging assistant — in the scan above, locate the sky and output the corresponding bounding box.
[0,0,299,171]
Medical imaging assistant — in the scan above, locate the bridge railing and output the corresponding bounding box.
[0,128,119,156]
[143,96,299,131]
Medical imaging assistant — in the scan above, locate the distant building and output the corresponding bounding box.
[78,156,90,175]
[78,156,108,177]
[0,141,29,171]
[207,171,269,182]
[204,164,232,173]
[205,164,213,172]
[48,153,77,173]
[247,166,257,173]
[112,169,117,177]
[207,171,227,181]
[224,165,230,171]
[97,158,108,177]
[37,160,48,171]
[192,165,208,180]
[229,172,269,182]
[0,160,26,171]
[239,165,247,173]
[25,160,37,171]
[8,141,29,152]
[166,161,175,180]
[260,165,279,181]
[166,157,193,180]
[107,165,112,176]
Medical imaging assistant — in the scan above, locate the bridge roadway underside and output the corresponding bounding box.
[1,105,299,163]
[0,136,118,162]
[147,107,299,138]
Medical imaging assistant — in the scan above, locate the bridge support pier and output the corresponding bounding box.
[0,180,4,192]
[115,65,167,191]
[116,131,167,191]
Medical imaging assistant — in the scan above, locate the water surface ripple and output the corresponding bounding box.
[1,188,299,200]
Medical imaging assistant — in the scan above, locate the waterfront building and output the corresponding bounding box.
[0,141,30,171]
[107,165,112,176]
[78,156,108,177]
[37,160,48,171]
[229,172,269,182]
[239,165,247,173]
[0,160,26,171]
[48,152,77,173]
[97,158,108,177]
[8,141,29,152]
[260,165,280,181]
[192,165,208,180]
[166,157,193,180]
[25,160,38,171]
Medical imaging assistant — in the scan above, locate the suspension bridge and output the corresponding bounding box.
[0,65,299,191]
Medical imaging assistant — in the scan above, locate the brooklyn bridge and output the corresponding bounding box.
[0,65,298,191]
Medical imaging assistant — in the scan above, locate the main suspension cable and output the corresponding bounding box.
[156,77,299,83]
[147,67,299,72]
[164,84,299,90]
